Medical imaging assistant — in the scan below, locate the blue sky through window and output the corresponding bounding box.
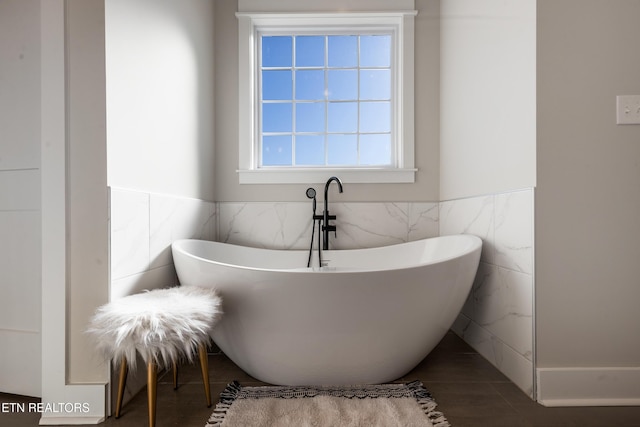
[260,33,392,167]
[296,103,325,133]
[296,36,324,67]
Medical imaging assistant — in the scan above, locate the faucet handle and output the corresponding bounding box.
[324,224,337,240]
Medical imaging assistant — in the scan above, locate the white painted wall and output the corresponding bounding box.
[40,1,109,423]
[440,0,536,200]
[536,0,640,405]
[65,0,110,385]
[0,0,42,398]
[106,0,216,201]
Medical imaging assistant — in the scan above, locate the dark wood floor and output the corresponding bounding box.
[2,332,640,426]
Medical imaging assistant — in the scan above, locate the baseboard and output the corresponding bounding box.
[536,367,640,407]
[38,382,107,426]
[40,417,105,426]
[39,416,105,425]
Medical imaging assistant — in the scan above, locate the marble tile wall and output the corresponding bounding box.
[109,187,216,299]
[217,201,439,250]
[442,188,535,397]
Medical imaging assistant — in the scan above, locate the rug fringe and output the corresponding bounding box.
[206,381,242,427]
[406,380,451,427]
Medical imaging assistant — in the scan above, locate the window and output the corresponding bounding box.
[260,33,393,168]
[237,12,417,184]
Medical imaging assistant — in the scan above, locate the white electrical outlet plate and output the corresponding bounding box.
[616,95,640,125]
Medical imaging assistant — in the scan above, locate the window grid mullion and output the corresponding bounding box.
[258,36,262,168]
[291,36,297,167]
[324,35,329,167]
[356,35,361,166]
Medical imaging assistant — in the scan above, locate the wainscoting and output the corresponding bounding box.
[109,187,216,299]
[109,187,535,400]
[442,189,535,397]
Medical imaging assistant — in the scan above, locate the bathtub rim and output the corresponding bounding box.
[172,234,482,274]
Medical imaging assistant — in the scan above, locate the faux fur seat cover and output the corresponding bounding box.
[87,286,222,369]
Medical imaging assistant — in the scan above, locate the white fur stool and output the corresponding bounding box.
[88,286,222,427]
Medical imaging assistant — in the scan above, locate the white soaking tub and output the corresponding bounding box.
[172,234,482,386]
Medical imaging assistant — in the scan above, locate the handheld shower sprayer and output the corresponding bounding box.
[306,187,317,214]
[306,187,320,268]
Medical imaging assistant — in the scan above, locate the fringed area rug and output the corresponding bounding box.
[206,380,450,427]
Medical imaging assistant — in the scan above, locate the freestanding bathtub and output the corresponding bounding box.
[172,234,482,386]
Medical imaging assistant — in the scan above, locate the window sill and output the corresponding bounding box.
[237,168,416,184]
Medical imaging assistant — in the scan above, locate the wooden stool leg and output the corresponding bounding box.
[115,357,128,418]
[198,344,212,407]
[147,362,157,427]
[173,361,178,390]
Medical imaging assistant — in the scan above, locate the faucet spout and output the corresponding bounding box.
[322,176,343,251]
[324,176,343,205]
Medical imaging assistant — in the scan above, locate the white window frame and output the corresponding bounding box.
[236,11,417,184]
